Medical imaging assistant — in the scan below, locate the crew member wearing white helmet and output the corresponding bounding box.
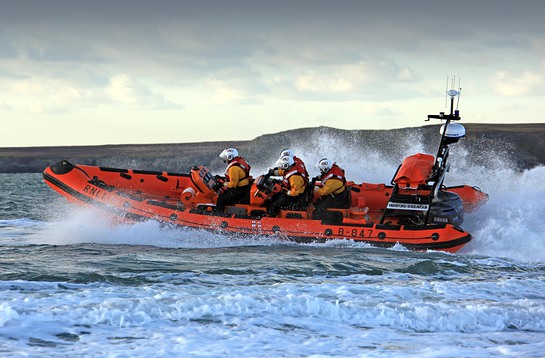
[275,148,309,179]
[312,158,350,219]
[267,155,308,217]
[216,148,252,212]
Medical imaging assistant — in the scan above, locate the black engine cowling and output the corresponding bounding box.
[429,190,464,227]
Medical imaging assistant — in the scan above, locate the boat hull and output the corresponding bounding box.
[43,161,478,253]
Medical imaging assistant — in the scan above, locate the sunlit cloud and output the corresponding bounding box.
[491,71,544,96]
[295,72,354,93]
[7,76,84,114]
[106,74,182,109]
[107,74,144,104]
[206,79,247,104]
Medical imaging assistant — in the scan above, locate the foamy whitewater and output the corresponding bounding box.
[1,135,545,357]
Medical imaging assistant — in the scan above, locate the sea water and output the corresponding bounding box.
[1,142,545,357]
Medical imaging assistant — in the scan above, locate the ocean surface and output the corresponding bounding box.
[1,151,545,357]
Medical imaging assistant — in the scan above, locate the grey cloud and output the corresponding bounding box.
[1,0,543,104]
[3,1,544,33]
[0,32,18,59]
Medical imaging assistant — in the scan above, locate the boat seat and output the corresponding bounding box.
[349,206,370,221]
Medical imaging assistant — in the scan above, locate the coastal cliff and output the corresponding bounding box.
[1,124,544,173]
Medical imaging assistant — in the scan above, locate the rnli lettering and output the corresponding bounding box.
[337,227,374,238]
[83,184,107,199]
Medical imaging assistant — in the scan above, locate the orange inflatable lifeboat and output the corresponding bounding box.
[42,92,488,253]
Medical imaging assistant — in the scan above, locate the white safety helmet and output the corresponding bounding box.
[279,148,294,158]
[219,148,238,162]
[317,158,331,173]
[276,155,295,170]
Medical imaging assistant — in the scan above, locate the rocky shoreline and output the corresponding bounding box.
[1,124,544,173]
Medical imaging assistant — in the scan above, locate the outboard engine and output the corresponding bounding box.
[429,190,464,226]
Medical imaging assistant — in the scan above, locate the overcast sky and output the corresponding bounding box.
[1,0,544,147]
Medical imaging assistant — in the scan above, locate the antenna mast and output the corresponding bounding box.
[429,77,461,122]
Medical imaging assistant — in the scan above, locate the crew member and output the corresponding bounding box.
[267,155,308,217]
[312,158,350,219]
[216,148,251,212]
[277,148,309,179]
